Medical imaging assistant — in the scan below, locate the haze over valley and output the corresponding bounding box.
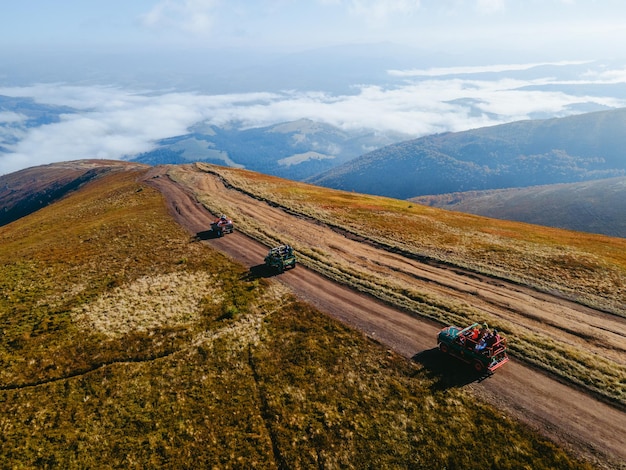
[4,1,626,181]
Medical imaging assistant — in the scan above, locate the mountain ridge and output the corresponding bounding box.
[411,176,626,238]
[0,159,148,227]
[308,107,626,199]
[129,118,411,181]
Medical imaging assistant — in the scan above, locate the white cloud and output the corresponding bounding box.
[0,111,26,124]
[141,0,220,35]
[347,0,421,24]
[2,60,626,175]
[581,67,626,83]
[389,61,592,77]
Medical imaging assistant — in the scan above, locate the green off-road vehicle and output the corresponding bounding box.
[264,245,296,273]
[437,322,509,373]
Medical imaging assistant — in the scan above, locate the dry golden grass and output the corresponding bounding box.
[0,165,593,469]
[72,271,222,338]
[189,163,626,407]
[196,163,626,315]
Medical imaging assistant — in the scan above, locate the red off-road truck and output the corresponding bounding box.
[437,322,509,373]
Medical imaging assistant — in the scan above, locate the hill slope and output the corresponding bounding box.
[411,176,626,238]
[0,159,148,227]
[129,118,410,181]
[1,161,624,468]
[309,107,626,199]
[155,162,626,468]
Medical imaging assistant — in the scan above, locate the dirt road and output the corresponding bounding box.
[145,165,626,469]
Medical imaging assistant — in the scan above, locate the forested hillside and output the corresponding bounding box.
[411,176,626,238]
[309,108,626,199]
[130,118,410,181]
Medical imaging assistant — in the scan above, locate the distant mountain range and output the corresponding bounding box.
[4,94,626,238]
[308,108,626,199]
[129,107,626,238]
[411,176,626,238]
[129,118,411,181]
[0,93,411,181]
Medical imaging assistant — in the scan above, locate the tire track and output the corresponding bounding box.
[145,165,626,470]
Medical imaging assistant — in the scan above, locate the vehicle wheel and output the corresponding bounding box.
[473,360,485,373]
[439,343,449,354]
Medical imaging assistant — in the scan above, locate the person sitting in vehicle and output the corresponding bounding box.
[475,323,495,351]
[482,330,493,343]
[489,329,502,347]
[476,330,493,352]
[469,327,480,341]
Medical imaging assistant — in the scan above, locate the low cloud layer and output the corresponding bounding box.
[2,60,626,175]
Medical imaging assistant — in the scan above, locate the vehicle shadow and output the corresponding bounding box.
[412,347,491,390]
[243,264,281,280]
[195,230,219,240]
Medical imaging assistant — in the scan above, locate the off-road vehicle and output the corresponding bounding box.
[264,245,296,272]
[210,215,233,237]
[437,322,509,373]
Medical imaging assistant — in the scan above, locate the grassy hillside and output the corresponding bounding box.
[0,167,592,468]
[196,163,626,316]
[0,159,145,227]
[186,163,626,408]
[410,176,626,238]
[309,107,626,199]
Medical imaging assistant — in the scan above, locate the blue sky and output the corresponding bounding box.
[3,0,626,57]
[3,1,626,175]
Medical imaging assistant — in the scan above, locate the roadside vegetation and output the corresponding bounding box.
[0,169,593,468]
[185,163,626,409]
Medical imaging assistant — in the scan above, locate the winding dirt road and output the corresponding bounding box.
[145,165,626,470]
